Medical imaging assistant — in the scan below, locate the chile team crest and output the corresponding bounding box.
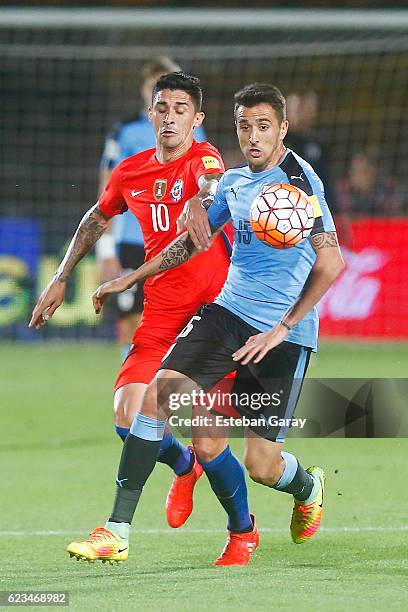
[170,178,183,202]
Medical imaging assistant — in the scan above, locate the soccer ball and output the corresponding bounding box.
[249,183,314,249]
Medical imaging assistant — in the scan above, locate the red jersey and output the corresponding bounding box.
[98,140,230,310]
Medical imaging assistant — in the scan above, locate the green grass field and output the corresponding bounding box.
[1,342,408,611]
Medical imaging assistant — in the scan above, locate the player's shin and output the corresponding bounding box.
[113,423,192,478]
[157,427,194,475]
[199,446,253,532]
[272,451,314,500]
[67,417,165,563]
[108,414,166,527]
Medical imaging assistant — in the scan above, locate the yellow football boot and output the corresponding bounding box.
[67,527,128,564]
[290,466,325,544]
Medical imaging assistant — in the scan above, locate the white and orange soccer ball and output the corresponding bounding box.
[249,183,314,249]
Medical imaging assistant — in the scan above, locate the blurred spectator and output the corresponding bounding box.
[336,152,405,217]
[285,90,335,210]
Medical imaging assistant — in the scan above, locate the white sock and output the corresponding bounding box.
[105,521,130,544]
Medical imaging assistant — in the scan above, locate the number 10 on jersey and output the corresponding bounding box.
[150,203,170,232]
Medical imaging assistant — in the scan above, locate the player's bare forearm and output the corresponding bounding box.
[124,231,197,281]
[233,231,345,364]
[92,231,199,313]
[121,230,197,282]
[94,220,226,313]
[29,204,111,328]
[55,204,110,283]
[282,231,345,328]
[176,173,222,249]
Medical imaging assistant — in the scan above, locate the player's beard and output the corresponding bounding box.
[249,140,286,172]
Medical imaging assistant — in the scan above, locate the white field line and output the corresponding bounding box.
[1,526,407,537]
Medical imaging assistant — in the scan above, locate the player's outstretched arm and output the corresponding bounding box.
[29,204,111,329]
[233,231,345,364]
[92,231,196,313]
[92,222,224,314]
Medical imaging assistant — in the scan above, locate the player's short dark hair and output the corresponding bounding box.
[141,56,181,83]
[152,72,203,111]
[234,83,286,123]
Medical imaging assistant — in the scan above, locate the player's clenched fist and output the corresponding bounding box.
[29,279,66,329]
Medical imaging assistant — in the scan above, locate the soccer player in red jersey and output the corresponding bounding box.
[30,73,246,532]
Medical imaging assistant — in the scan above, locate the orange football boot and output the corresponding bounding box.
[214,514,259,566]
[166,446,204,528]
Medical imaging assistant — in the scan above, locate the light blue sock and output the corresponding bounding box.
[274,451,298,489]
[130,413,166,441]
[273,451,314,500]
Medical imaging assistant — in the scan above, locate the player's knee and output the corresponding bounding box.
[193,439,224,464]
[114,398,132,428]
[114,385,145,428]
[139,383,160,420]
[114,406,132,429]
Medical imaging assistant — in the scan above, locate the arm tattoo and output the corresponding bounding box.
[55,206,108,282]
[310,231,339,250]
[159,235,195,272]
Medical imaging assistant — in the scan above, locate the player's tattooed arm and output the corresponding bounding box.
[176,173,222,250]
[282,231,345,328]
[159,234,196,270]
[92,231,196,314]
[309,231,339,250]
[55,205,110,283]
[29,204,111,328]
[92,224,226,314]
[157,221,226,273]
[233,231,345,364]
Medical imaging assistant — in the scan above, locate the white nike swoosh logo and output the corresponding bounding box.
[131,189,146,197]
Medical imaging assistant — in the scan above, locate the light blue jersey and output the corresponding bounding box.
[207,149,336,351]
[100,112,206,247]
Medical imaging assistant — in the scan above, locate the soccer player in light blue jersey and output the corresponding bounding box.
[69,83,344,567]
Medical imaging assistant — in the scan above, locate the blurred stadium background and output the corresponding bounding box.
[1,4,408,609]
[1,4,408,342]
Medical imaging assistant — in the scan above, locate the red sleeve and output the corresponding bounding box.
[98,164,127,217]
[189,143,225,184]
